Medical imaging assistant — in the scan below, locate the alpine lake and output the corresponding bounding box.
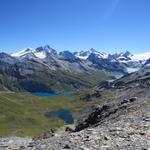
[32,92,74,124]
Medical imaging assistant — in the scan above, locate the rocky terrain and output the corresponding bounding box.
[24,87,150,150]
[0,137,32,150]
[1,66,150,150]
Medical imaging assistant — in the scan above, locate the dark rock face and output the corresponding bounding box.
[75,97,138,132]
[65,127,74,132]
[144,58,150,66]
[33,129,55,141]
[92,91,101,97]
[75,104,112,131]
[19,80,53,92]
[80,94,91,101]
[129,97,137,102]
[113,81,125,88]
[80,91,101,101]
[63,144,70,149]
[97,81,112,90]
[59,51,78,62]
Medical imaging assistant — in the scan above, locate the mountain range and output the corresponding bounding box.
[0,45,150,92]
[10,45,150,74]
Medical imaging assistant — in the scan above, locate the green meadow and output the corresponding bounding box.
[0,92,86,137]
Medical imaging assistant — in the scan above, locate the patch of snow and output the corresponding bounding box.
[126,67,139,73]
[146,63,150,67]
[95,52,108,59]
[131,52,150,61]
[76,55,89,60]
[34,51,46,59]
[74,51,90,60]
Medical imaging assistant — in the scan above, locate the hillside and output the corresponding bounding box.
[2,65,149,149]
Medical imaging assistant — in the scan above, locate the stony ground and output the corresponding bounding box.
[0,137,32,150]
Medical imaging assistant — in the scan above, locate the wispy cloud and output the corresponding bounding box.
[104,0,121,19]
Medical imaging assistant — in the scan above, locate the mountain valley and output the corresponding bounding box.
[0,46,150,149]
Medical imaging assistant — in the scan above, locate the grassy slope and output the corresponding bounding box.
[0,89,113,137]
[0,68,108,92]
[0,92,86,137]
[18,69,108,93]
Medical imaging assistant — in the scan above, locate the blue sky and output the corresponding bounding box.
[0,0,150,53]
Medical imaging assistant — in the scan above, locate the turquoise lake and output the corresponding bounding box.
[32,92,73,97]
[32,92,74,124]
[45,109,74,124]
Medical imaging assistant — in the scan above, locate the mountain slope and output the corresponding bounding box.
[0,52,107,92]
[0,45,150,92]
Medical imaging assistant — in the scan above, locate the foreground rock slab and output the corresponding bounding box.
[0,137,32,150]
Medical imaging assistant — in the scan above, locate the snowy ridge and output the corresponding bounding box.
[131,52,150,61]
[11,45,57,60]
[74,48,108,60]
[11,46,150,62]
[12,48,47,60]
[11,48,36,58]
[9,45,150,75]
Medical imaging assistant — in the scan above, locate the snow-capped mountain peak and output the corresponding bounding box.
[11,48,35,58]
[110,51,133,62]
[74,48,108,60]
[35,45,57,55]
[73,50,91,60]
[11,45,57,60]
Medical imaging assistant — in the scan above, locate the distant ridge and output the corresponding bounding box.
[0,45,150,92]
